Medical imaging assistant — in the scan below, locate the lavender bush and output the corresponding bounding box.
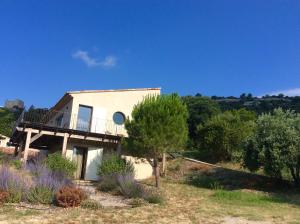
[0,155,74,204]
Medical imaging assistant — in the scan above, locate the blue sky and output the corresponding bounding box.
[0,0,299,108]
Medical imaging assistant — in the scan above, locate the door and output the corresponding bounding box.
[76,105,93,132]
[85,148,103,181]
[73,147,88,180]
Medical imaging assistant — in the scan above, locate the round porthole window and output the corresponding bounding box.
[113,112,126,125]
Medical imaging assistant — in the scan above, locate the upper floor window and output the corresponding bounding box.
[113,112,125,125]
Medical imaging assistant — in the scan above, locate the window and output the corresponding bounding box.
[113,112,125,125]
[76,105,93,131]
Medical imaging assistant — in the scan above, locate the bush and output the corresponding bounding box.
[7,189,23,203]
[81,199,102,210]
[10,159,22,170]
[117,174,144,198]
[55,186,87,208]
[26,186,53,204]
[97,154,134,176]
[46,152,77,177]
[98,175,119,192]
[129,198,146,207]
[144,190,164,204]
[0,190,9,204]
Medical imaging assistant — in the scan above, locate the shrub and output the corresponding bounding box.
[7,189,23,203]
[144,190,164,204]
[10,159,22,170]
[0,190,9,204]
[0,165,32,203]
[46,152,77,177]
[129,198,146,207]
[26,186,53,204]
[98,175,119,192]
[117,174,144,198]
[81,199,102,210]
[97,154,134,176]
[55,186,87,208]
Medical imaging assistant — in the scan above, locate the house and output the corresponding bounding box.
[0,134,10,147]
[10,88,161,180]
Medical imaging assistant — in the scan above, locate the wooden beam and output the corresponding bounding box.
[23,128,32,162]
[16,127,119,143]
[30,132,43,144]
[62,133,68,157]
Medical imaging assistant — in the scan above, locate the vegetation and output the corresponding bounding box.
[46,152,77,177]
[243,108,300,186]
[126,94,188,187]
[0,108,15,136]
[55,186,87,208]
[182,95,220,147]
[97,153,134,176]
[197,109,256,162]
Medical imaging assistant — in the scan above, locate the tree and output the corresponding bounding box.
[0,108,15,136]
[243,108,300,186]
[182,95,220,148]
[197,109,256,162]
[125,94,188,188]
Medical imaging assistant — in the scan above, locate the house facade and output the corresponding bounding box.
[10,88,160,181]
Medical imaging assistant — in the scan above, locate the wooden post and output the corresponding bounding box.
[62,133,68,157]
[23,129,32,163]
[162,153,167,176]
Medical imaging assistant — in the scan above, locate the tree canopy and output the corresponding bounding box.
[243,108,300,186]
[125,94,188,187]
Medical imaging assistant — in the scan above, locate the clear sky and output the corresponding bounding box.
[0,0,299,108]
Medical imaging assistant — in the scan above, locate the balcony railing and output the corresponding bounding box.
[14,109,126,136]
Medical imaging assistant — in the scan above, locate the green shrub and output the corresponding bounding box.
[10,160,22,170]
[7,189,22,203]
[46,152,77,177]
[26,186,53,204]
[97,154,134,176]
[81,199,102,210]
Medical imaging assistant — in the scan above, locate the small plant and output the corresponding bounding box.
[97,153,134,176]
[81,199,102,210]
[10,160,22,170]
[55,186,87,208]
[0,190,9,204]
[46,152,77,177]
[209,180,224,190]
[144,190,164,204]
[129,198,146,207]
[26,186,53,204]
[7,189,23,203]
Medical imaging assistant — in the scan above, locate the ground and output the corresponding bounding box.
[1,159,300,224]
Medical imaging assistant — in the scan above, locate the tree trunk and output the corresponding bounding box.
[153,155,160,188]
[162,153,167,177]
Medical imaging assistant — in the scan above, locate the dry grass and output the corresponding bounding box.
[1,159,300,224]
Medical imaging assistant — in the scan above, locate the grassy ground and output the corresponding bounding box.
[1,159,300,224]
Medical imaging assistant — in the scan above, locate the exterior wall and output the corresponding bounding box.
[123,156,153,180]
[47,99,73,128]
[0,136,10,147]
[69,89,160,136]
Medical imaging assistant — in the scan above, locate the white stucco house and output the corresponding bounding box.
[10,87,161,181]
[0,134,10,147]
